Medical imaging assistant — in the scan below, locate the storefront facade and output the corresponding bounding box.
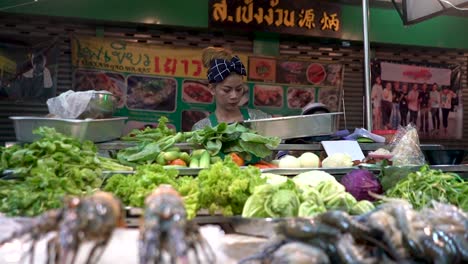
[0,0,467,146]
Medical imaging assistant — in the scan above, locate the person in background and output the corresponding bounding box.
[371,76,383,129]
[20,53,54,100]
[429,83,441,134]
[391,81,401,129]
[192,47,270,131]
[418,83,430,134]
[399,83,409,127]
[381,82,393,129]
[407,83,419,126]
[440,86,457,136]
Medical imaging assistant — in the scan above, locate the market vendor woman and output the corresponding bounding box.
[192,47,270,131]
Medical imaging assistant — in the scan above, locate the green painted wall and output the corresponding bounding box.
[1,0,467,49]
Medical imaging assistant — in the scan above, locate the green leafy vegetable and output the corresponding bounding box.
[103,164,200,219]
[385,165,468,210]
[197,156,265,216]
[0,127,130,216]
[242,179,300,218]
[186,122,280,163]
[121,116,176,142]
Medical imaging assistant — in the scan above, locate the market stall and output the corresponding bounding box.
[1,104,467,263]
[0,0,467,263]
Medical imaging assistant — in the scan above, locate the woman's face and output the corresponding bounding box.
[402,84,408,92]
[376,77,381,84]
[432,84,438,91]
[212,74,244,111]
[385,83,392,90]
[412,84,418,91]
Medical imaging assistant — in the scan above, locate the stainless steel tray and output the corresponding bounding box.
[262,167,357,176]
[243,112,342,139]
[10,116,128,143]
[124,208,276,237]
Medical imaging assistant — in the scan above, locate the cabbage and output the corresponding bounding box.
[292,171,336,189]
[264,189,300,217]
[350,200,375,215]
[340,169,383,201]
[261,173,288,185]
[322,153,354,168]
[298,152,320,168]
[242,179,300,218]
[298,199,327,217]
[278,155,301,168]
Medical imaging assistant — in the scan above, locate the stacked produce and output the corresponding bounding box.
[0,127,132,216]
[104,157,266,218]
[276,152,354,168]
[242,170,376,218]
[117,117,281,167]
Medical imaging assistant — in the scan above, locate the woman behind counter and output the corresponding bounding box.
[192,47,270,131]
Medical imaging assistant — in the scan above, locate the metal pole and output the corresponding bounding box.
[362,0,372,131]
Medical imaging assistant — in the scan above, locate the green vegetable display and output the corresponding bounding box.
[104,157,265,218]
[0,127,131,216]
[243,179,300,218]
[186,122,281,163]
[197,157,266,215]
[121,116,176,142]
[243,173,375,218]
[385,165,468,210]
[117,120,280,166]
[103,164,199,219]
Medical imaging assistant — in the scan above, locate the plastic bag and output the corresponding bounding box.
[390,124,425,166]
[46,90,96,119]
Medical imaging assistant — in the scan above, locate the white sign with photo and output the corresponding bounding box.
[381,62,451,85]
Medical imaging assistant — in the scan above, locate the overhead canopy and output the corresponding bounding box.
[392,0,468,25]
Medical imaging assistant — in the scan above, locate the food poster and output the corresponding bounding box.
[0,38,59,102]
[371,60,462,139]
[249,56,344,115]
[71,35,344,132]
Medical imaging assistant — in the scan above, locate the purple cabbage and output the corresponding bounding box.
[340,169,383,201]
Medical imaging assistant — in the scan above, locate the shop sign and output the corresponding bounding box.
[71,36,248,79]
[209,0,342,38]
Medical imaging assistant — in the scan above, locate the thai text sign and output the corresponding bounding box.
[71,36,248,79]
[209,0,342,38]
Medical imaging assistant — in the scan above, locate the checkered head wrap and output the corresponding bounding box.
[207,56,246,84]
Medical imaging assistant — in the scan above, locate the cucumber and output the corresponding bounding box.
[163,151,180,162]
[179,152,190,163]
[189,158,199,168]
[156,152,166,165]
[199,151,211,168]
[191,149,206,159]
[166,147,181,152]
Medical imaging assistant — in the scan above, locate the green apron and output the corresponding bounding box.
[208,108,250,126]
[208,108,261,164]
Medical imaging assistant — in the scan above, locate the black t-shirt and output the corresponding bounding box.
[400,92,408,106]
[419,90,430,108]
[392,91,401,103]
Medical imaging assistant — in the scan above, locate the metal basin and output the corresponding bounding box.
[243,112,342,139]
[78,91,117,119]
